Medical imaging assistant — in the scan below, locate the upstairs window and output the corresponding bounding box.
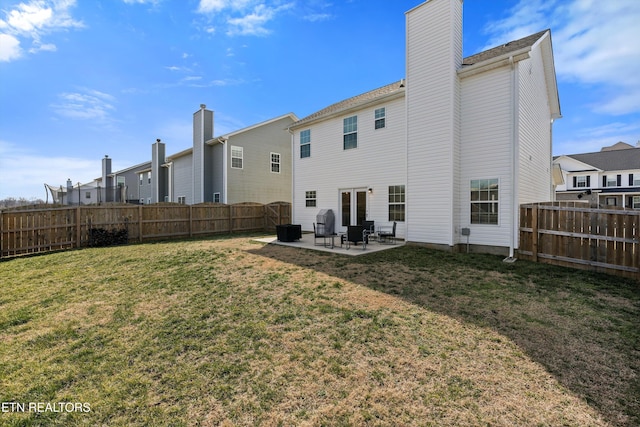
[271,152,281,173]
[147,171,151,184]
[604,175,621,187]
[574,176,589,188]
[375,107,386,129]
[300,129,311,158]
[231,146,243,169]
[343,116,357,150]
[632,174,639,186]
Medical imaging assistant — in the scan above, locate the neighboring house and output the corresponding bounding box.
[163,105,297,205]
[48,105,297,206]
[289,0,561,256]
[554,142,640,209]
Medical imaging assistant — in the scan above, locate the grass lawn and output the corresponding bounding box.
[0,235,638,426]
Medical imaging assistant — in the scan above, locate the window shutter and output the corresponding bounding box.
[602,176,607,187]
[630,174,634,186]
[587,176,591,187]
[573,177,577,188]
[617,175,622,186]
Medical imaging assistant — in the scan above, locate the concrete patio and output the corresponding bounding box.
[254,232,404,256]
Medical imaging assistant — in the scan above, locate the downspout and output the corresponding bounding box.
[288,127,295,225]
[219,137,228,204]
[507,55,517,261]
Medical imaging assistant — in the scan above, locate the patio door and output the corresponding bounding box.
[340,188,367,229]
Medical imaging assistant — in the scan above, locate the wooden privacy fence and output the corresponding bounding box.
[519,202,640,280]
[0,202,291,258]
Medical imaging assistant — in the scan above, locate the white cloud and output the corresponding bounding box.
[485,0,640,117]
[51,88,116,121]
[0,140,98,199]
[0,33,22,61]
[196,1,294,36]
[303,13,331,22]
[0,0,83,61]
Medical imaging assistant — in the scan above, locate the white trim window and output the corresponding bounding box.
[633,174,640,186]
[231,146,243,169]
[300,129,310,158]
[388,185,405,221]
[305,191,317,207]
[575,175,588,188]
[375,107,386,129]
[148,171,152,184]
[178,196,186,204]
[213,193,221,203]
[270,152,281,173]
[470,179,499,225]
[633,196,640,209]
[343,116,357,150]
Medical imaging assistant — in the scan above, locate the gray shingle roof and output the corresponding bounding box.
[561,148,640,171]
[462,30,549,66]
[290,30,550,129]
[290,80,405,129]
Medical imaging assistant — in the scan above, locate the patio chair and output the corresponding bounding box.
[378,222,397,244]
[362,220,375,243]
[313,222,329,247]
[346,225,367,250]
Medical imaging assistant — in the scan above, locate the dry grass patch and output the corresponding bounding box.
[0,235,637,426]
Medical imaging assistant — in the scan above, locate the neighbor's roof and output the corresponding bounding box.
[557,148,640,171]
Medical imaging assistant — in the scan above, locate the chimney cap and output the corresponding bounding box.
[200,104,206,109]
[156,138,161,143]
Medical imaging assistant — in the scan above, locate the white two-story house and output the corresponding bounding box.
[289,0,561,256]
[554,142,640,209]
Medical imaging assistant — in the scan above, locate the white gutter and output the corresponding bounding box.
[508,55,518,261]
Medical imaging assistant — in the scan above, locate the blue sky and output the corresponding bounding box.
[1,0,639,200]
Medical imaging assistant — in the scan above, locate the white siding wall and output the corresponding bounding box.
[405,0,462,246]
[292,95,406,237]
[172,155,192,205]
[459,67,513,248]
[518,45,554,205]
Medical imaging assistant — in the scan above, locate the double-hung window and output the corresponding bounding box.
[470,179,499,225]
[305,191,317,207]
[388,185,405,221]
[300,129,310,158]
[375,107,386,129]
[231,146,243,169]
[270,152,281,173]
[632,174,640,186]
[575,176,588,188]
[343,116,357,150]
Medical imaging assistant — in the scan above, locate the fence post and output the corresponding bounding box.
[531,205,538,262]
[228,204,233,234]
[76,206,82,248]
[138,205,143,243]
[189,205,193,238]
